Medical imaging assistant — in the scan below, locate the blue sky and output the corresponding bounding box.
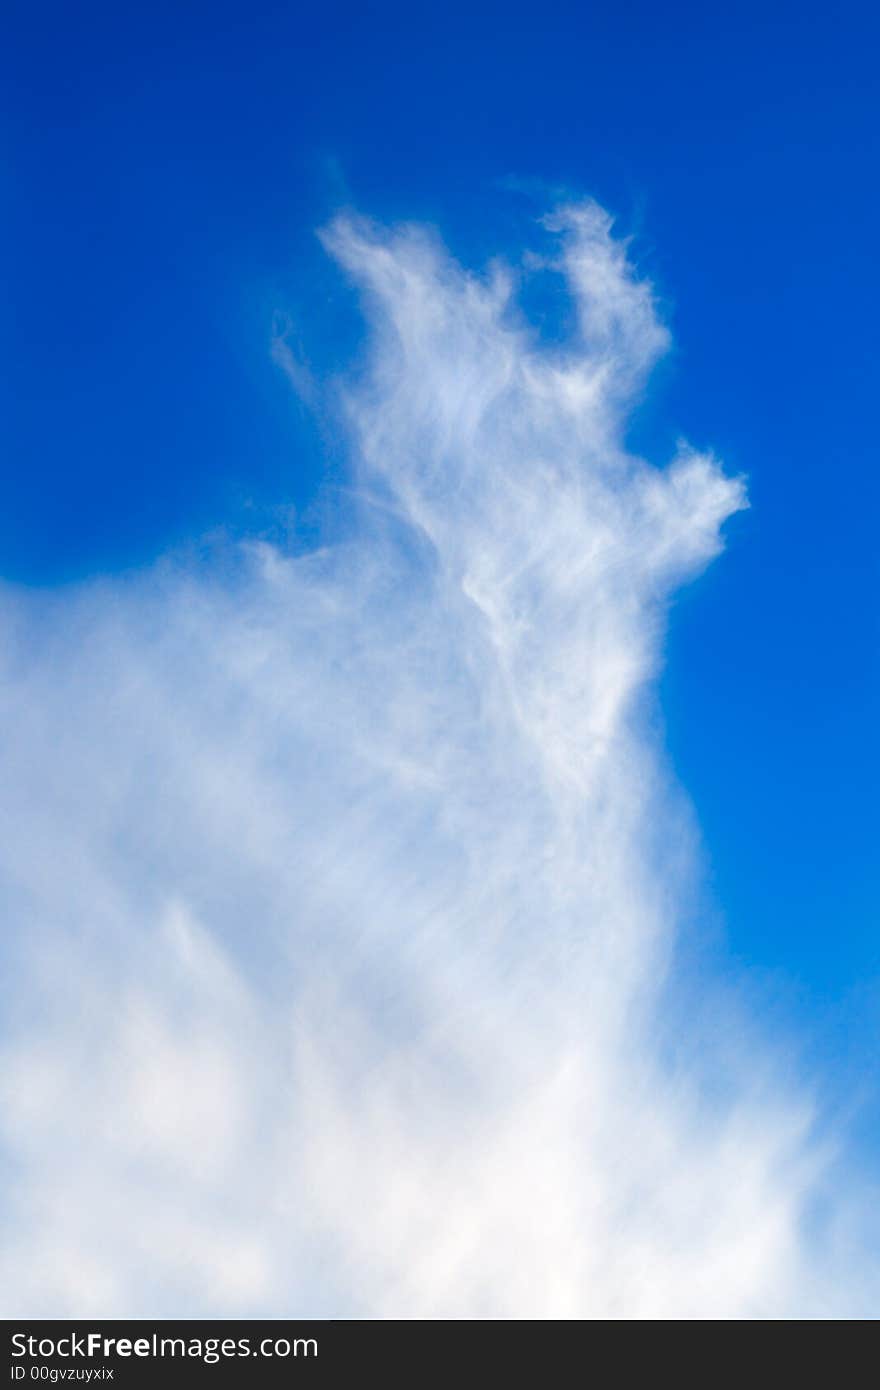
[2,0,879,1314]
[6,0,877,1043]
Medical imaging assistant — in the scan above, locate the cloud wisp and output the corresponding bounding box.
[0,201,870,1317]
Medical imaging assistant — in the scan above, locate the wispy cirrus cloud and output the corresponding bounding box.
[0,200,872,1317]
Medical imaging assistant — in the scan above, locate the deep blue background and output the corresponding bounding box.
[3,1,878,1100]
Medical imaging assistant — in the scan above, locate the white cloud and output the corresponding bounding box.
[0,201,873,1317]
